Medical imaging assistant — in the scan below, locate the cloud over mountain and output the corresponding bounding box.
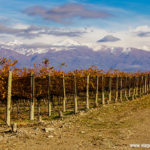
[97,35,120,42]
[133,25,150,37]
[1,24,150,51]
[137,32,150,37]
[0,23,85,39]
[24,3,112,24]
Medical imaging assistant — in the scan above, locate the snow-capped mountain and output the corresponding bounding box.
[56,39,81,47]
[0,44,150,72]
[0,40,49,55]
[0,39,133,56]
[0,42,107,56]
[1,39,150,72]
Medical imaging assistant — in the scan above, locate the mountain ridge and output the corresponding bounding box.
[0,45,150,72]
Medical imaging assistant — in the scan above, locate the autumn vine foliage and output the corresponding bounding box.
[0,58,18,100]
[0,57,150,101]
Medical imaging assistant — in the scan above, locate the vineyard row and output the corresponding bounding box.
[2,71,150,126]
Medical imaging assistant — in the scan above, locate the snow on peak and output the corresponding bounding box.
[56,39,81,47]
[122,47,131,54]
[7,40,23,46]
[110,47,115,53]
[25,48,49,56]
[142,45,150,51]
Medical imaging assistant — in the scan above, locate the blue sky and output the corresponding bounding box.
[0,0,150,29]
[0,0,150,52]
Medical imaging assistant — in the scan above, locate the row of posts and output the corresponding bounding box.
[6,71,150,126]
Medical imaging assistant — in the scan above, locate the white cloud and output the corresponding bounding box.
[1,24,150,52]
[134,25,150,32]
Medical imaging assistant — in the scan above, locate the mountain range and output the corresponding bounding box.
[0,40,150,72]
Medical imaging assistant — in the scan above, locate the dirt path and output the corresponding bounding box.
[0,95,150,150]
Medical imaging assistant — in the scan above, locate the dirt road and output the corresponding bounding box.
[0,95,150,150]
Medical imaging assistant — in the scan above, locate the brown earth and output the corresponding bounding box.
[0,95,150,150]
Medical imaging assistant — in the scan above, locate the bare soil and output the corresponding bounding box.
[0,95,150,150]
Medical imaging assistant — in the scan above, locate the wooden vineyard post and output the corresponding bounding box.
[148,76,149,93]
[139,76,142,97]
[141,76,144,95]
[148,74,150,92]
[144,76,146,94]
[146,75,148,93]
[115,76,118,103]
[37,99,41,121]
[136,77,139,97]
[63,74,66,112]
[30,73,35,120]
[48,73,51,116]
[147,75,149,93]
[108,76,112,104]
[86,75,89,109]
[133,77,136,98]
[132,77,136,100]
[144,76,147,94]
[124,77,128,101]
[145,76,148,94]
[95,76,99,107]
[128,77,131,98]
[74,75,78,114]
[6,71,12,126]
[120,77,123,102]
[101,76,105,105]
[143,76,145,94]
